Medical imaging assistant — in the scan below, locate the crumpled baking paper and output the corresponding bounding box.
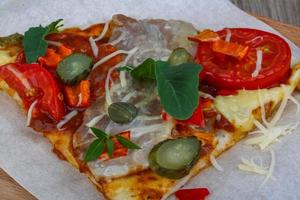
[0,0,300,199]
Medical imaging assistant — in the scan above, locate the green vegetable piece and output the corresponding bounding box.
[90,127,108,140]
[155,61,201,120]
[0,33,23,47]
[108,102,138,124]
[149,137,201,179]
[131,58,156,80]
[84,139,105,162]
[115,135,141,149]
[168,47,194,65]
[106,138,115,158]
[23,19,63,63]
[57,53,93,85]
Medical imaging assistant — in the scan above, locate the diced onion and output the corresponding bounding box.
[252,49,263,77]
[26,100,38,127]
[209,154,224,171]
[56,110,78,131]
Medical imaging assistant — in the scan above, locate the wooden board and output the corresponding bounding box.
[0,16,300,200]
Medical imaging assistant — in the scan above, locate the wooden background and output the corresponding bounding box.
[231,0,300,26]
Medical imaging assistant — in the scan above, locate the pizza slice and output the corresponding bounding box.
[0,14,299,200]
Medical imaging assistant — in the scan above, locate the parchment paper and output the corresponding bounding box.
[0,0,300,200]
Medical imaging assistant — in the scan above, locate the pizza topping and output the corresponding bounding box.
[56,110,78,131]
[57,53,93,85]
[175,188,210,200]
[23,19,63,63]
[211,40,249,60]
[108,102,138,124]
[26,100,38,126]
[124,58,201,120]
[238,157,268,175]
[209,154,224,172]
[252,49,263,77]
[0,33,23,47]
[63,80,90,108]
[84,127,141,162]
[0,63,66,122]
[188,29,220,42]
[195,28,291,90]
[225,28,231,42]
[168,47,193,65]
[38,45,72,68]
[148,137,201,179]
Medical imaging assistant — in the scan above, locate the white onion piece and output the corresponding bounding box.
[56,110,78,131]
[26,100,38,127]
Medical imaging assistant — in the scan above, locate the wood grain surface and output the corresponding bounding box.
[0,17,300,200]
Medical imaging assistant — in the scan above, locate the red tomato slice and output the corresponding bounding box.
[0,63,65,122]
[195,28,291,90]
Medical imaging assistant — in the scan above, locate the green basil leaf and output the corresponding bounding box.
[106,138,115,158]
[130,58,156,80]
[90,127,108,140]
[115,135,141,149]
[46,19,63,34]
[84,139,105,162]
[155,61,201,120]
[23,19,63,63]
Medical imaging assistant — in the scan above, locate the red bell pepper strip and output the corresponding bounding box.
[38,45,72,68]
[63,80,91,108]
[217,89,238,96]
[188,29,220,43]
[212,40,249,60]
[99,131,130,161]
[175,188,210,200]
[0,63,66,122]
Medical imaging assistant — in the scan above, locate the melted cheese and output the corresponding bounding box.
[210,154,224,171]
[26,100,38,126]
[56,110,78,131]
[214,86,286,132]
[0,50,16,66]
[238,157,268,175]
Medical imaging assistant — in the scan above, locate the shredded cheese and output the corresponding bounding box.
[94,21,110,42]
[238,157,268,175]
[198,91,215,99]
[77,93,82,107]
[45,40,62,47]
[260,148,276,187]
[56,110,78,131]
[89,36,99,57]
[104,47,139,105]
[225,29,231,42]
[252,49,263,77]
[109,31,126,46]
[85,114,105,127]
[26,100,38,127]
[6,65,32,90]
[209,154,224,171]
[88,21,110,57]
[92,47,138,70]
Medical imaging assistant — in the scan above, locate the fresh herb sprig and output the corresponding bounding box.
[84,127,141,162]
[120,59,202,120]
[23,19,63,63]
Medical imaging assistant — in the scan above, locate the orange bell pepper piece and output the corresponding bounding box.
[63,80,90,108]
[38,45,72,68]
[99,131,130,161]
[188,29,220,43]
[212,40,249,60]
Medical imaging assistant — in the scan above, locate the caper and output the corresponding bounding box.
[108,102,138,124]
[168,47,194,65]
[0,33,23,47]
